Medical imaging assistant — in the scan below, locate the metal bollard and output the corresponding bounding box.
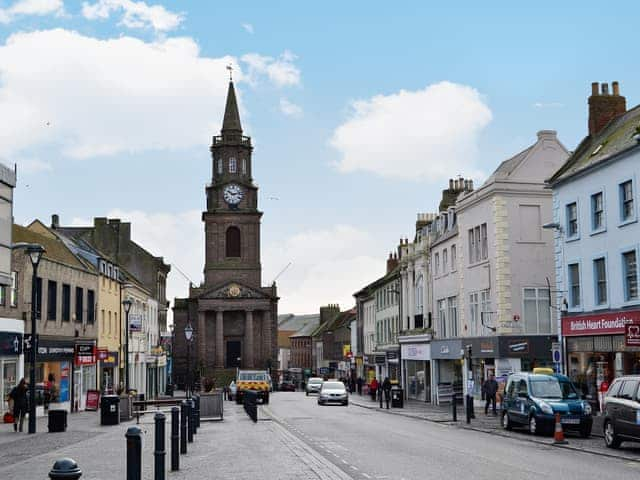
[49,458,82,480]
[195,394,201,429]
[126,426,143,480]
[451,393,457,422]
[180,401,188,455]
[171,407,179,471]
[154,412,166,480]
[191,397,197,435]
[187,399,194,443]
[379,389,383,408]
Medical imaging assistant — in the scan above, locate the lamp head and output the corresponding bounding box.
[25,244,45,267]
[122,298,133,314]
[184,323,193,341]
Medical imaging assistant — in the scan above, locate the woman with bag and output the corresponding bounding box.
[8,378,28,432]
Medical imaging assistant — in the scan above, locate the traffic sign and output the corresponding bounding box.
[24,334,37,354]
[551,342,561,363]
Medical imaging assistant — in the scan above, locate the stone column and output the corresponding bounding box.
[263,310,272,369]
[215,310,224,368]
[198,310,206,365]
[245,310,254,368]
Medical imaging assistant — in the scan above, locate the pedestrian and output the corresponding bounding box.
[369,377,378,401]
[8,378,28,432]
[483,374,498,415]
[382,377,392,409]
[357,377,363,395]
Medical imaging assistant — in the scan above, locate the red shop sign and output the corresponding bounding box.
[97,348,109,361]
[626,324,640,347]
[74,343,96,366]
[85,389,100,411]
[562,310,640,336]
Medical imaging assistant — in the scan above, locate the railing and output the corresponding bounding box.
[211,135,252,146]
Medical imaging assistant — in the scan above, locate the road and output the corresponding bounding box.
[265,391,640,480]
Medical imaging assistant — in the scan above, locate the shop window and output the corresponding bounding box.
[591,192,604,231]
[568,263,581,308]
[47,280,57,321]
[62,284,70,321]
[623,250,638,301]
[593,257,608,306]
[620,180,635,222]
[225,226,241,258]
[566,202,578,238]
[523,287,551,333]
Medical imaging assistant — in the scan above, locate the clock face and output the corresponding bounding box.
[223,184,244,205]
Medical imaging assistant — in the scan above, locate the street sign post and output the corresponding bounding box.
[551,342,561,372]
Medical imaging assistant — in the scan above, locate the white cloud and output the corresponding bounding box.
[0,29,242,160]
[241,22,254,34]
[330,81,492,181]
[0,0,64,23]
[82,0,183,32]
[533,102,564,109]
[241,50,301,87]
[279,98,302,118]
[263,225,385,314]
[17,158,53,174]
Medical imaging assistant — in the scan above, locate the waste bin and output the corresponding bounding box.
[391,388,404,408]
[101,395,120,425]
[48,409,67,432]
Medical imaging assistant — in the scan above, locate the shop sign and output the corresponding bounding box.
[129,314,143,332]
[75,343,96,366]
[374,354,386,365]
[97,348,109,361]
[85,390,100,411]
[386,351,398,361]
[507,339,529,354]
[342,344,351,358]
[319,367,329,375]
[101,351,119,368]
[469,337,498,358]
[0,331,23,355]
[401,343,431,361]
[37,339,75,360]
[562,310,640,336]
[625,324,640,347]
[431,339,462,359]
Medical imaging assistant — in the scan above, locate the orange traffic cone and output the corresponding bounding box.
[553,413,568,444]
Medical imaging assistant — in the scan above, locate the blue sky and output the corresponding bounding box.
[1,0,640,315]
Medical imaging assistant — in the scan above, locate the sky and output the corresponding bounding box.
[1,0,640,317]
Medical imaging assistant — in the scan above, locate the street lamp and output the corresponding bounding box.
[184,323,193,398]
[24,244,45,434]
[122,298,133,393]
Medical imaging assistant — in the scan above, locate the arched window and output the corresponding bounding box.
[226,226,241,257]
[229,157,237,173]
[415,275,424,314]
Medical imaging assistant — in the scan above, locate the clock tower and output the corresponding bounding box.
[204,80,262,288]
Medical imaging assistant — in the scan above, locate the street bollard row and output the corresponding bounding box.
[47,396,204,480]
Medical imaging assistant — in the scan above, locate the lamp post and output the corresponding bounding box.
[184,323,193,398]
[122,298,133,394]
[25,244,45,434]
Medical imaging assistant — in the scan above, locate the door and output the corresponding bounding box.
[226,341,241,368]
[617,380,639,436]
[512,378,530,425]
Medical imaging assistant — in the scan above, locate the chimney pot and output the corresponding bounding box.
[449,179,454,190]
[469,180,474,190]
[51,214,59,229]
[601,83,609,95]
[612,81,620,96]
[591,82,599,96]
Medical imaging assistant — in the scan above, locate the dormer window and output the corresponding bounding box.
[229,157,237,173]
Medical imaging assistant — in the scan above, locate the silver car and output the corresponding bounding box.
[318,381,348,406]
[306,377,323,396]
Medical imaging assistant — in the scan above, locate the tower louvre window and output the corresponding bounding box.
[229,157,237,173]
[242,158,246,175]
[226,226,241,257]
[217,158,223,175]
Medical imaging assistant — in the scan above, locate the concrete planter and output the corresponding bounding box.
[119,396,132,421]
[199,390,224,421]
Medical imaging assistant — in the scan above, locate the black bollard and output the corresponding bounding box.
[379,389,383,408]
[180,401,188,455]
[154,412,166,480]
[126,426,143,480]
[195,394,201,429]
[452,393,457,422]
[466,394,472,424]
[187,399,194,443]
[191,397,197,435]
[171,407,179,471]
[49,458,82,480]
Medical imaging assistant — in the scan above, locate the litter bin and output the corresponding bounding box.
[391,388,404,408]
[101,395,120,425]
[48,409,67,432]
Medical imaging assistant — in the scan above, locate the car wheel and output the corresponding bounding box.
[604,420,621,449]
[529,415,539,435]
[502,412,512,430]
[343,400,348,406]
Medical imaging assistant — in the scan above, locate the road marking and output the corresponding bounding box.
[362,474,371,479]
[341,459,348,464]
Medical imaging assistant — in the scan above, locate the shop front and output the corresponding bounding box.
[400,338,431,403]
[431,339,463,405]
[385,349,400,382]
[36,337,74,414]
[74,341,97,411]
[98,349,119,394]
[0,319,24,416]
[562,309,640,412]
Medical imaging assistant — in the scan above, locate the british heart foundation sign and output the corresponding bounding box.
[626,324,640,347]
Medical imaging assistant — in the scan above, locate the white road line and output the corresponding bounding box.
[362,474,371,479]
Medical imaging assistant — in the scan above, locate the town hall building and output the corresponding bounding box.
[173,81,279,385]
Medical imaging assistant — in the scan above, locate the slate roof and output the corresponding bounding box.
[278,313,320,332]
[483,145,534,185]
[548,104,640,185]
[13,224,91,271]
[222,81,242,133]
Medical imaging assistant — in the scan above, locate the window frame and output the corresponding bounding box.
[590,190,606,234]
[565,201,579,240]
[619,178,637,226]
[592,255,609,309]
[567,261,582,311]
[522,287,552,334]
[621,246,639,304]
[10,271,17,308]
[451,244,457,272]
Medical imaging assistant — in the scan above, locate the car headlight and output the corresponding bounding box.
[583,402,592,415]
[538,401,553,415]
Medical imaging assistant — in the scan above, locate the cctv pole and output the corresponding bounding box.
[28,260,39,434]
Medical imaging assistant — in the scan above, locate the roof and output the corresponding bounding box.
[483,145,534,185]
[222,81,242,133]
[290,317,322,338]
[310,308,356,338]
[353,266,400,298]
[548,104,640,185]
[278,313,320,332]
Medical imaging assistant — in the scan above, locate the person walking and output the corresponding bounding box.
[8,378,28,432]
[356,377,363,395]
[483,374,498,415]
[382,377,392,409]
[369,377,378,401]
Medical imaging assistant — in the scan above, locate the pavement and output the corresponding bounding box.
[0,391,639,479]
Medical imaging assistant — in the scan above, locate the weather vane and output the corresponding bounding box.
[226,64,233,81]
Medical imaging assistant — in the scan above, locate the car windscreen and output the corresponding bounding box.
[322,382,345,390]
[308,378,323,384]
[530,378,562,399]
[559,380,580,399]
[238,373,266,381]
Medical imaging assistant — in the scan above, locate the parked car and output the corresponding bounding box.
[317,380,348,406]
[306,377,324,396]
[228,380,237,401]
[501,368,592,437]
[603,375,640,448]
[280,380,296,392]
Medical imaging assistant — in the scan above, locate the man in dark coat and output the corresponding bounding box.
[483,374,499,415]
[382,377,393,409]
[8,378,28,432]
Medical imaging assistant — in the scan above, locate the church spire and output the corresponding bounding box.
[221,80,242,134]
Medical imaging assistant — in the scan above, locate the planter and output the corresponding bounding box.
[119,396,132,421]
[199,390,224,421]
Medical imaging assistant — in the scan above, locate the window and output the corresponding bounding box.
[10,272,17,307]
[523,288,551,333]
[101,310,105,334]
[481,224,488,259]
[225,226,241,257]
[480,289,492,333]
[593,257,607,305]
[229,157,237,173]
[108,311,112,334]
[0,285,5,306]
[469,293,479,336]
[468,224,487,263]
[437,299,447,338]
[475,226,481,262]
[434,252,440,275]
[623,250,638,301]
[443,249,448,273]
[591,192,604,231]
[75,287,83,323]
[35,277,42,320]
[568,263,581,308]
[242,158,247,175]
[448,296,458,337]
[87,290,95,324]
[415,275,424,314]
[566,202,578,237]
[468,229,475,263]
[47,280,57,321]
[62,284,70,321]
[619,380,639,400]
[620,180,634,221]
[451,245,457,271]
[217,158,223,175]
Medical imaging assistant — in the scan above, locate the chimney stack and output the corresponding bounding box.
[588,81,626,137]
[51,214,59,229]
[387,251,399,273]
